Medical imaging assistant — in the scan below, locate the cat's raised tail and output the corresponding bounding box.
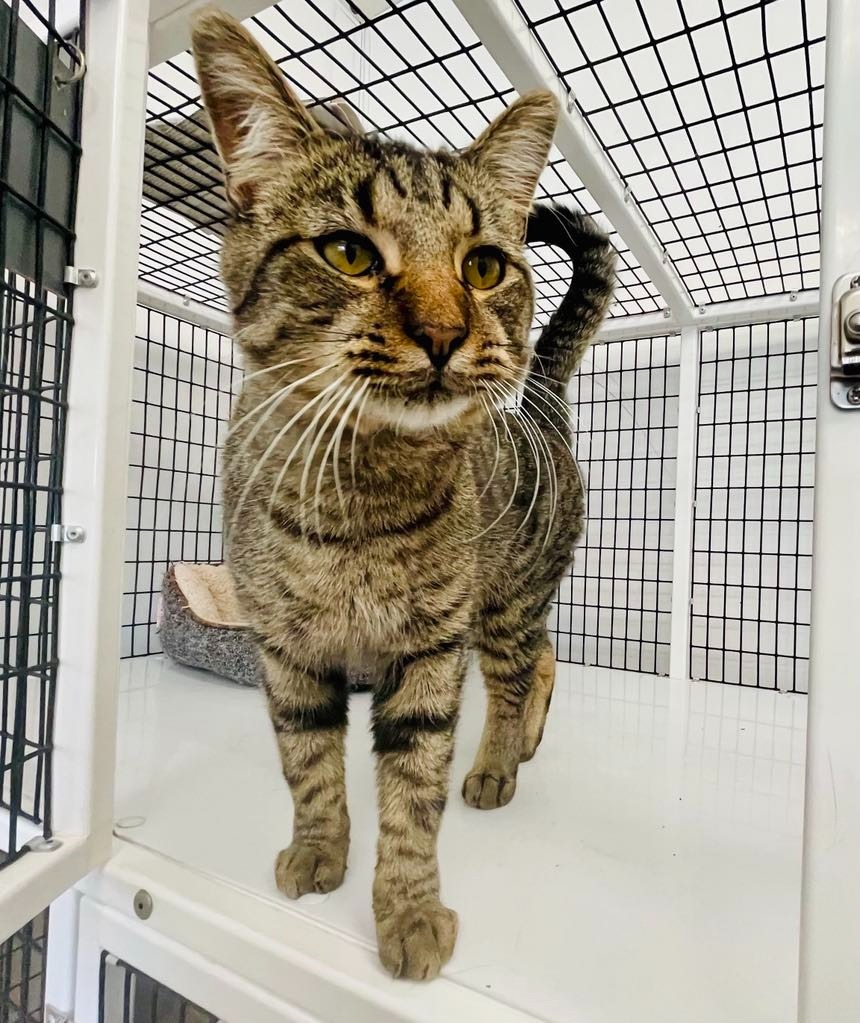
[525,203,616,413]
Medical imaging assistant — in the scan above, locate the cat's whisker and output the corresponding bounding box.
[466,384,521,543]
[235,355,322,389]
[230,373,348,535]
[332,380,369,517]
[477,394,502,501]
[516,398,559,552]
[350,387,371,489]
[525,374,591,462]
[305,383,358,538]
[520,389,575,458]
[266,374,350,518]
[226,361,337,447]
[522,386,588,530]
[525,374,574,420]
[495,385,542,534]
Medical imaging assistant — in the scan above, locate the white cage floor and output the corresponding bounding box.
[115,655,806,1023]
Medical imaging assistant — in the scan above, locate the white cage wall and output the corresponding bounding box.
[121,301,816,692]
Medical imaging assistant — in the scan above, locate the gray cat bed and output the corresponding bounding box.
[159,563,373,692]
[160,563,264,686]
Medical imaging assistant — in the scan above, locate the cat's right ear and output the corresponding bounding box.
[191,7,322,212]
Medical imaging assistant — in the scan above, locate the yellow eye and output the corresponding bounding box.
[317,233,378,276]
[462,247,505,290]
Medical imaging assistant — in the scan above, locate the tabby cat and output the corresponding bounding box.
[192,8,615,981]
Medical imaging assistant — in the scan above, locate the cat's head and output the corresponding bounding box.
[192,8,558,432]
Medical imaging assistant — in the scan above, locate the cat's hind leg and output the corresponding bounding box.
[462,612,555,811]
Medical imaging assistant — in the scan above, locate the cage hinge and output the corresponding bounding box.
[46,1008,74,1023]
[831,272,860,408]
[64,265,99,288]
[50,523,86,544]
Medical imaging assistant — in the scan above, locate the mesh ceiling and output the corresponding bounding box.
[140,0,663,319]
[140,0,825,317]
[516,0,825,306]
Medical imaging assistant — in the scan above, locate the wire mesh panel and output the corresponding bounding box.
[550,335,679,674]
[122,306,241,658]
[516,0,825,306]
[691,317,817,692]
[0,909,48,1023]
[141,0,661,319]
[0,0,84,867]
[99,954,219,1023]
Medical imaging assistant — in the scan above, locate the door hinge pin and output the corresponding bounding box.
[50,524,86,543]
[64,266,99,288]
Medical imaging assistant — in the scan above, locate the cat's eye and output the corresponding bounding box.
[316,232,379,277]
[462,247,505,290]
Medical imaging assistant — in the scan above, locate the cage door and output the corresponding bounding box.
[0,0,151,944]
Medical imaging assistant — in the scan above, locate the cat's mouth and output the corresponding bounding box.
[364,374,477,431]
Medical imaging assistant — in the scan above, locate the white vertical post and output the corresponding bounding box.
[52,0,150,849]
[799,0,860,1018]
[45,888,82,1018]
[668,327,699,679]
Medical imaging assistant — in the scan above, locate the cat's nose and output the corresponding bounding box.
[405,321,468,370]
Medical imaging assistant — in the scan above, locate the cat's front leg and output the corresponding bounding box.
[371,638,467,980]
[260,644,350,899]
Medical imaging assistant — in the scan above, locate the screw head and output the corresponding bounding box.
[133,889,153,920]
[847,384,860,406]
[846,310,860,338]
[65,525,86,543]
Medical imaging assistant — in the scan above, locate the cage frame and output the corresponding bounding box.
[0,0,853,1020]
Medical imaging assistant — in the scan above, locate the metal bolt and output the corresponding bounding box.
[76,268,98,288]
[565,91,575,113]
[790,291,798,302]
[662,308,671,318]
[847,384,860,406]
[133,889,153,920]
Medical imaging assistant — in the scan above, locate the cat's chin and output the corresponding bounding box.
[367,394,474,432]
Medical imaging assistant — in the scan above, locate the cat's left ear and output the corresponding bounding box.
[191,7,323,211]
[464,90,559,212]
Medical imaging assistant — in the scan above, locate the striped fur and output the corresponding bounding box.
[192,8,613,981]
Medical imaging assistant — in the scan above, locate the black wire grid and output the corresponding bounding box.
[0,909,48,1023]
[130,0,823,689]
[516,0,824,307]
[690,317,817,693]
[122,306,241,658]
[0,0,84,868]
[99,954,218,1023]
[140,0,661,321]
[550,335,679,674]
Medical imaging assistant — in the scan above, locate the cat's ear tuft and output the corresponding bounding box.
[191,7,322,211]
[465,90,559,212]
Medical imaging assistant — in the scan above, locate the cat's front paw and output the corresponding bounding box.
[376,901,458,980]
[275,840,347,899]
[462,768,517,809]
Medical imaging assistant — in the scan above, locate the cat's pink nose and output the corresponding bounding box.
[406,321,468,370]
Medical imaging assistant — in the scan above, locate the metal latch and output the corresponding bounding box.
[831,273,860,408]
[64,265,98,288]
